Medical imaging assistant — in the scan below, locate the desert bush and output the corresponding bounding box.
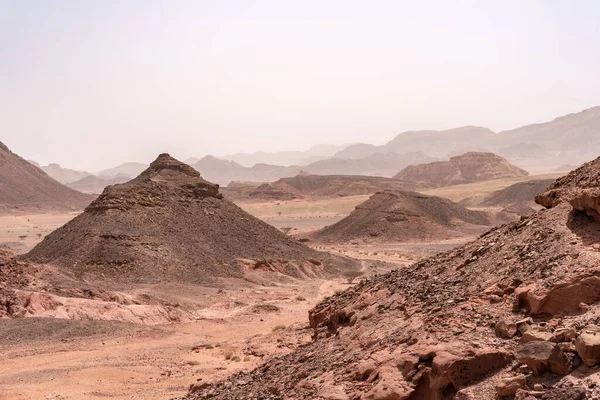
[295,296,306,301]
[231,356,241,362]
[342,269,364,284]
[272,324,286,332]
[224,349,234,360]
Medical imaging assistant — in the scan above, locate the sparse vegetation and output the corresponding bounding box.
[342,269,364,284]
[18,235,27,241]
[295,295,306,301]
[272,324,286,332]
[224,350,234,360]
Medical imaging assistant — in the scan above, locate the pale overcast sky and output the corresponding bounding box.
[1,0,599,170]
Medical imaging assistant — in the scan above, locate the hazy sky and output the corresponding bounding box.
[2,1,599,171]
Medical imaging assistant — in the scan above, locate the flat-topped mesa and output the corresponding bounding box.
[394,152,529,187]
[536,156,600,221]
[87,153,222,212]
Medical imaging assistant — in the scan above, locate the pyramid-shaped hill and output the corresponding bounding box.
[394,152,529,187]
[23,154,358,284]
[187,161,600,399]
[311,190,494,243]
[0,141,94,213]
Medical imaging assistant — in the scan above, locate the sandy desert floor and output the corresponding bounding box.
[0,278,356,400]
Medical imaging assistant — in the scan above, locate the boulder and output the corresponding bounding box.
[515,341,570,375]
[520,326,554,344]
[495,318,518,339]
[495,375,527,397]
[575,325,600,367]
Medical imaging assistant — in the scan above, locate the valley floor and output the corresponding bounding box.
[0,175,555,399]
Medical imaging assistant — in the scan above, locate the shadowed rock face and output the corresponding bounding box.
[0,141,94,213]
[185,158,600,399]
[394,152,529,187]
[23,154,358,285]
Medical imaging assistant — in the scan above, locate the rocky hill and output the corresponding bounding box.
[23,154,358,285]
[247,174,418,201]
[185,159,600,400]
[480,179,555,207]
[311,190,493,243]
[0,141,94,213]
[395,152,529,187]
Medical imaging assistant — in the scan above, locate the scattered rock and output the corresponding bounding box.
[575,325,600,367]
[515,341,570,375]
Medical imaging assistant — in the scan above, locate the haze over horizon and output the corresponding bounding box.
[2,0,600,170]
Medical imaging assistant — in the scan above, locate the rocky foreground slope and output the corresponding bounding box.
[395,152,529,187]
[23,154,357,285]
[0,141,94,213]
[185,158,600,399]
[312,190,494,243]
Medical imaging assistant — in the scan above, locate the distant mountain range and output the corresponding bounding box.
[31,106,600,191]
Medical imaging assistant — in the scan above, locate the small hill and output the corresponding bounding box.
[0,141,94,213]
[480,179,555,207]
[24,154,356,284]
[40,163,91,184]
[394,152,529,187]
[66,174,131,194]
[187,156,600,400]
[311,190,493,243]
[247,174,418,200]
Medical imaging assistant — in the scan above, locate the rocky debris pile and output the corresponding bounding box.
[537,157,600,222]
[0,141,94,213]
[394,152,529,187]
[311,190,493,243]
[247,175,419,201]
[22,154,358,286]
[184,158,600,399]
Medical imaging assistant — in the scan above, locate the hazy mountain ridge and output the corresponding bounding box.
[26,107,600,190]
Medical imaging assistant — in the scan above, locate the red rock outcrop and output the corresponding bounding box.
[184,158,600,399]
